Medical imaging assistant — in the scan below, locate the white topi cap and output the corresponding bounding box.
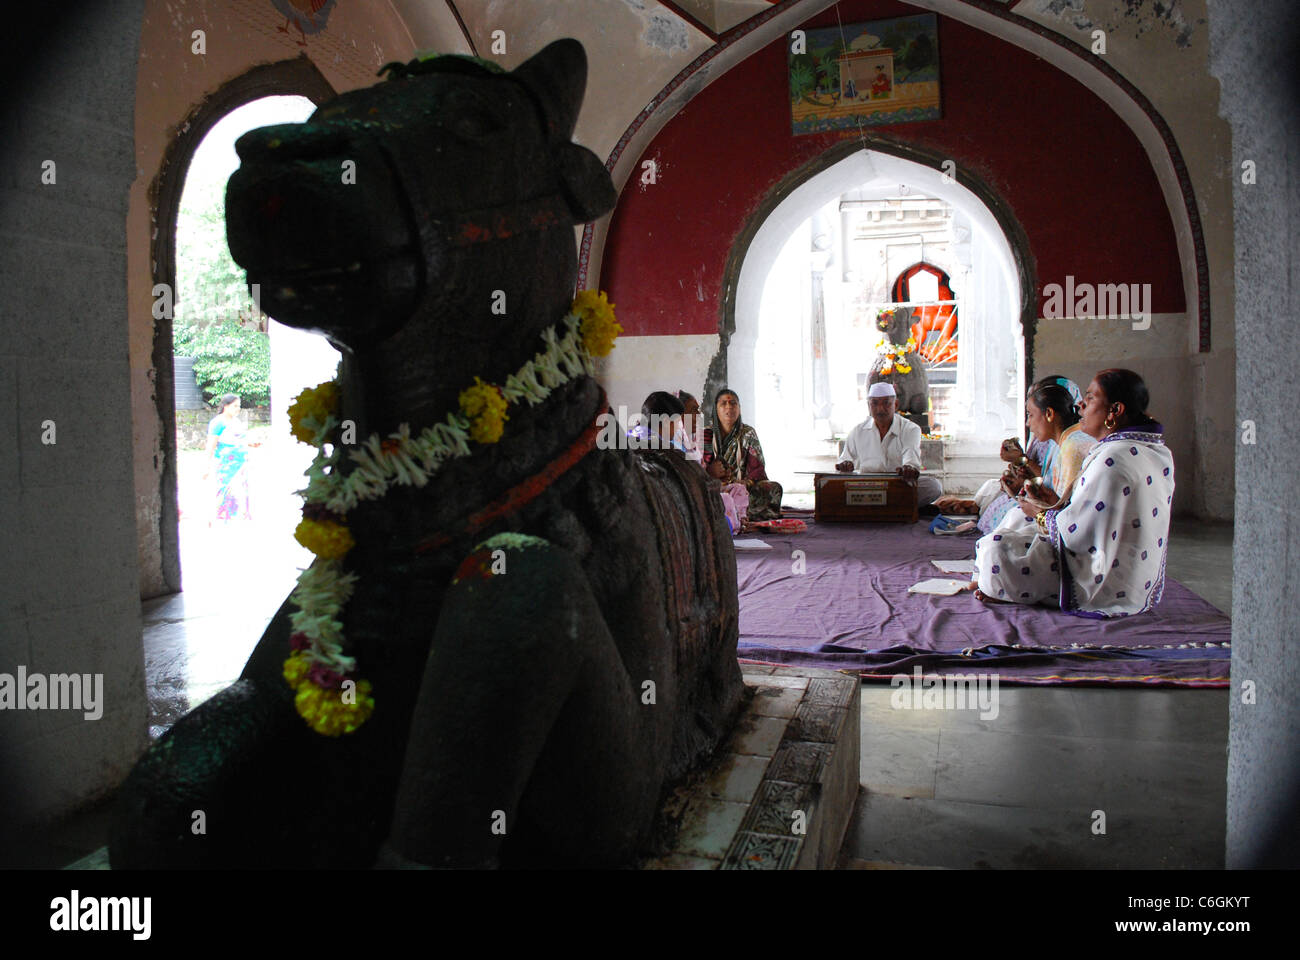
[867,382,897,399]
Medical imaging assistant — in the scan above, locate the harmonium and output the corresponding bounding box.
[813,472,918,523]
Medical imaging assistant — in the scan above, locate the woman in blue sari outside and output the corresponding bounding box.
[203,394,252,522]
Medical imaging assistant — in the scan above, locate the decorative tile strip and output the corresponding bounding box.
[767,740,832,784]
[806,677,856,707]
[785,701,848,744]
[722,832,802,870]
[742,779,817,837]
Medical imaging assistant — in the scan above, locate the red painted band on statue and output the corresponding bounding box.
[450,195,566,245]
[415,388,608,555]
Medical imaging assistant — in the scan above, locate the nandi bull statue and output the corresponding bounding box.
[868,306,930,431]
[110,39,744,869]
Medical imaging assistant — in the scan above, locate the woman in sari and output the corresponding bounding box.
[203,394,252,522]
[991,379,1096,535]
[936,376,1084,534]
[701,388,783,522]
[972,369,1174,617]
[674,389,744,533]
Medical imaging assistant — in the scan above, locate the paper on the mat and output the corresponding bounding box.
[932,559,976,575]
[733,539,772,551]
[908,577,972,595]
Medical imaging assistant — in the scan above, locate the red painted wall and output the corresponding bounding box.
[600,0,1185,337]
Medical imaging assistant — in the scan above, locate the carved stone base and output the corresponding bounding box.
[644,665,861,870]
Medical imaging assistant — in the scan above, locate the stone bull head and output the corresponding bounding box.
[225,40,616,433]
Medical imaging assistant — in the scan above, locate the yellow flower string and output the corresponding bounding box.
[282,650,311,689]
[292,677,375,737]
[294,516,355,559]
[573,290,621,357]
[877,334,917,377]
[458,376,510,444]
[288,381,340,445]
[282,652,374,737]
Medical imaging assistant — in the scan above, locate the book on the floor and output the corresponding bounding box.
[908,577,973,595]
[732,539,773,550]
[932,558,977,575]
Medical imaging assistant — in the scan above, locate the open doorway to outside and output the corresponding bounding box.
[160,94,341,734]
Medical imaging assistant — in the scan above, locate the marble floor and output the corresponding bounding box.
[839,519,1233,868]
[18,519,1232,870]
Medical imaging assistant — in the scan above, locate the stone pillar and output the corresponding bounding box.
[1208,0,1300,868]
[0,0,149,849]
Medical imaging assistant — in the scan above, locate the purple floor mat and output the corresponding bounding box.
[734,519,1230,686]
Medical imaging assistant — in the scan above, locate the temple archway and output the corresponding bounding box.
[716,139,1032,496]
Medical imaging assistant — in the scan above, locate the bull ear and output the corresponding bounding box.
[555,142,616,222]
[511,38,586,142]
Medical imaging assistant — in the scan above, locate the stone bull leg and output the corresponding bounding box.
[383,533,673,868]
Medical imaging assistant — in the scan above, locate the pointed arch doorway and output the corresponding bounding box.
[712,140,1035,497]
[146,61,341,735]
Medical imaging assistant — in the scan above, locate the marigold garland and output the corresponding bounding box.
[458,376,510,444]
[572,290,621,357]
[292,680,375,737]
[877,335,917,376]
[294,516,355,560]
[283,650,375,737]
[282,292,618,736]
[282,650,312,689]
[288,381,340,445]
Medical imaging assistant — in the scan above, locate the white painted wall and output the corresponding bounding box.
[595,333,720,429]
[267,319,341,527]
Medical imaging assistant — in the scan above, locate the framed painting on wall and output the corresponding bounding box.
[789,13,941,135]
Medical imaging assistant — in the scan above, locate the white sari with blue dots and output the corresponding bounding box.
[974,425,1175,618]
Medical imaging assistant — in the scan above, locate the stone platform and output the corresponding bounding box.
[67,665,861,871]
[645,665,861,869]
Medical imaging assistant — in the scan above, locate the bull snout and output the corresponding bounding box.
[224,120,422,345]
[233,122,351,163]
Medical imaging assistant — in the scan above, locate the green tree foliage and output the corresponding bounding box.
[789,60,816,102]
[812,43,842,94]
[173,173,271,408]
[174,319,270,408]
[790,43,844,106]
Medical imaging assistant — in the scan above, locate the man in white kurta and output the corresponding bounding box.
[836,382,943,505]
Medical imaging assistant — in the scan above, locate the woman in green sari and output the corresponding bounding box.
[701,388,783,522]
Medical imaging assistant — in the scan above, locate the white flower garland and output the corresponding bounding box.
[288,311,597,679]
